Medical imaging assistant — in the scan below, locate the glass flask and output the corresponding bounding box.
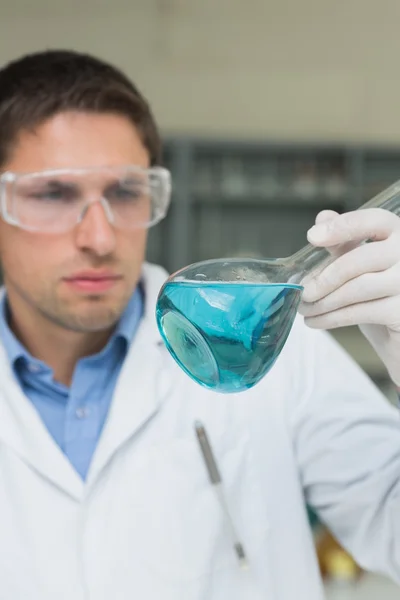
[156,180,400,394]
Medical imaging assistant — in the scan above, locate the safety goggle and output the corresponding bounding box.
[0,164,172,233]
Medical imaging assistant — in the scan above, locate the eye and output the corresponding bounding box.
[114,186,141,199]
[31,189,68,201]
[24,183,78,203]
[107,182,145,202]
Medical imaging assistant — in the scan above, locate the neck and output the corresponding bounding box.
[5,293,113,387]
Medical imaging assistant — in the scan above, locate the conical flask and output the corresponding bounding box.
[156,180,400,393]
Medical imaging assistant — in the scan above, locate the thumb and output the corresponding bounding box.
[308,209,360,258]
[308,210,345,257]
[315,209,339,225]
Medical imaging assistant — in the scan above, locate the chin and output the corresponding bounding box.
[65,304,124,333]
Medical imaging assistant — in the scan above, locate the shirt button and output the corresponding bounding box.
[75,407,90,419]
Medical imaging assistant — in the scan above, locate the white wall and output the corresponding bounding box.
[0,0,400,142]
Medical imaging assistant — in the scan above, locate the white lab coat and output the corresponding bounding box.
[0,262,399,600]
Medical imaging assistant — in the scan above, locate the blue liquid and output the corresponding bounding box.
[156,281,303,393]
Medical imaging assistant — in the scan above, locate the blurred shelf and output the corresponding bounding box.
[148,137,400,273]
[192,193,349,209]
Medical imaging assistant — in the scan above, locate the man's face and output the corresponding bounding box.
[0,112,150,332]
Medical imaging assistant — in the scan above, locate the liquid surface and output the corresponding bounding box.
[156,281,303,393]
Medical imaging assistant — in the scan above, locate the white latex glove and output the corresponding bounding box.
[299,207,400,387]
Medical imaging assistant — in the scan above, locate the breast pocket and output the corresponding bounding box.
[113,427,272,586]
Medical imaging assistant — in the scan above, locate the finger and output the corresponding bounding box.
[307,208,400,248]
[302,239,397,303]
[315,210,339,225]
[303,296,398,329]
[313,210,354,258]
[300,265,400,317]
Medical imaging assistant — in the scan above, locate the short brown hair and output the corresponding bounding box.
[0,49,162,168]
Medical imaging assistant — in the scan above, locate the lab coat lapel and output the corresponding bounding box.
[86,263,171,484]
[0,351,84,500]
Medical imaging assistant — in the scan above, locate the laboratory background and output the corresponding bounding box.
[0,0,399,598]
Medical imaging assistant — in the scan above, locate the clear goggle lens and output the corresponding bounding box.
[0,165,172,233]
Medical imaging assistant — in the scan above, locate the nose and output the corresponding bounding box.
[75,198,116,256]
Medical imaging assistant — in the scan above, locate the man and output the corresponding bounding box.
[0,49,398,600]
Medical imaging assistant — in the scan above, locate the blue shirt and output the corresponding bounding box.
[0,287,143,480]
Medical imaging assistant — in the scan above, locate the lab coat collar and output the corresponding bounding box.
[139,262,168,343]
[0,262,171,499]
[86,263,174,485]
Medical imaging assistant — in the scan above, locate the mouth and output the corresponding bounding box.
[63,271,123,293]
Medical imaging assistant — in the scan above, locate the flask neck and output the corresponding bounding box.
[276,179,400,286]
[286,243,332,285]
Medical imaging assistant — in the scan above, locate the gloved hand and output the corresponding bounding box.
[298,207,400,387]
